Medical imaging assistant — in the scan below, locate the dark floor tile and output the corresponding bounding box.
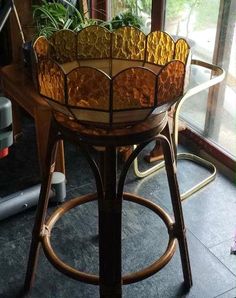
[64,142,95,191]
[1,203,234,298]
[123,231,236,298]
[183,175,236,248]
[0,208,36,246]
[210,238,236,276]
[216,288,236,298]
[0,238,30,298]
[0,237,99,298]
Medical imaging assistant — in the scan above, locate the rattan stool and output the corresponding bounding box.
[24,110,192,297]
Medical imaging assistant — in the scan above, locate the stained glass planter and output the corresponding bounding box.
[33,25,191,127]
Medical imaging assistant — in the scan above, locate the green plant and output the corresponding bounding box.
[33,0,105,38]
[111,0,151,15]
[166,0,186,21]
[109,11,144,30]
[166,0,202,22]
[33,0,145,38]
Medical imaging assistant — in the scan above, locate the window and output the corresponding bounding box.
[101,0,236,167]
[108,0,152,33]
[165,0,236,160]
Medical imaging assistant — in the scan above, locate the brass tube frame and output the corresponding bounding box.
[134,59,225,200]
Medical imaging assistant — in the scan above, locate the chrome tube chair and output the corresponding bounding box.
[134,59,225,200]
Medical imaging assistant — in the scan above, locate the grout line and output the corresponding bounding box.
[208,236,234,250]
[214,286,236,298]
[187,229,236,278]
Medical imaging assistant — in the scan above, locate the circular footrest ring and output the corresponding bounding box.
[41,192,177,285]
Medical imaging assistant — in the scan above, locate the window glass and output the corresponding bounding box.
[108,0,152,34]
[165,0,236,158]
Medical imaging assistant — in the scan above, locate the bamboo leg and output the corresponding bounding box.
[24,120,59,293]
[160,123,192,289]
[99,146,122,298]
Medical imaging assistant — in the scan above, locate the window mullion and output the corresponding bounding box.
[151,0,166,31]
[204,0,232,138]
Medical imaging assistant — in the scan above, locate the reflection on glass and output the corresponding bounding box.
[209,3,236,158]
[166,0,236,158]
[165,0,220,61]
[108,0,152,34]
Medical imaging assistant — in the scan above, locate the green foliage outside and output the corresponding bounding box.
[192,0,220,29]
[33,0,221,39]
[33,0,86,37]
[33,0,145,38]
[109,11,143,30]
[111,0,151,19]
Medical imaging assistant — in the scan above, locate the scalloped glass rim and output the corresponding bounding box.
[33,25,191,127]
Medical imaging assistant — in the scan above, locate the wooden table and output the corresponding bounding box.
[0,64,65,177]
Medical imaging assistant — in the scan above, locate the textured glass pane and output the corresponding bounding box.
[49,29,77,64]
[33,36,50,59]
[175,38,190,63]
[112,27,146,60]
[157,61,185,105]
[60,61,80,74]
[71,109,110,124]
[77,26,111,59]
[113,109,152,124]
[113,68,156,110]
[144,63,162,74]
[67,67,110,110]
[146,31,175,65]
[112,60,143,76]
[38,59,65,103]
[79,59,110,76]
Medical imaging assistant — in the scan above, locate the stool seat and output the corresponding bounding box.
[53,111,168,146]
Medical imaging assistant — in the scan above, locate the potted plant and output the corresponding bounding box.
[32,0,145,38]
[32,0,93,38]
[23,0,144,70]
[108,11,143,30]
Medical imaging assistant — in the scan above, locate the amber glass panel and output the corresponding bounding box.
[112,27,146,61]
[146,31,175,65]
[79,59,110,75]
[71,109,110,124]
[113,109,152,124]
[174,38,190,63]
[157,61,185,104]
[49,30,77,64]
[67,67,110,110]
[112,60,143,76]
[113,67,156,110]
[33,36,50,59]
[77,26,111,59]
[38,59,65,103]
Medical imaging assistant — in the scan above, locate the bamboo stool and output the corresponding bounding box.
[25,25,194,297]
[24,110,192,297]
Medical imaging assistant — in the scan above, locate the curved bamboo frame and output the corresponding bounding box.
[134,59,225,200]
[41,192,176,285]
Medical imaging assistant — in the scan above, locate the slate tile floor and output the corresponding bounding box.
[0,114,236,298]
